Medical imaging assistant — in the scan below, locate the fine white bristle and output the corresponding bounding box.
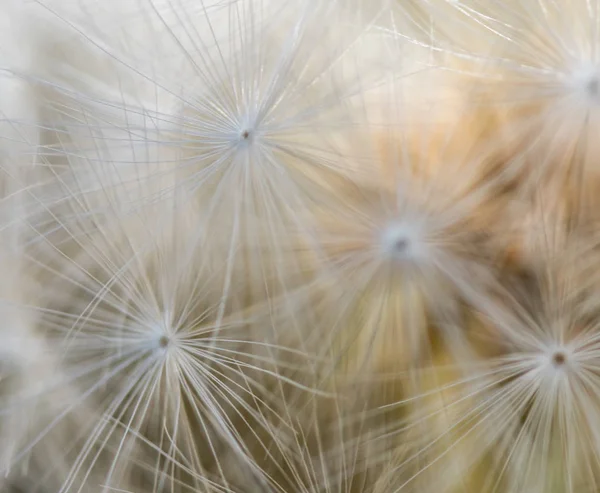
[4,1,600,493]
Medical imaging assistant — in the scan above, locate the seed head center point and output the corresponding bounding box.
[158,335,170,349]
[551,351,566,367]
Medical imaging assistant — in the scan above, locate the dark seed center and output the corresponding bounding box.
[552,351,566,367]
[159,335,170,348]
[587,77,600,98]
[393,237,409,253]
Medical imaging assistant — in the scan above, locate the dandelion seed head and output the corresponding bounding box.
[585,75,600,100]
[535,346,576,379]
[550,349,567,368]
[157,335,170,349]
[567,64,600,107]
[379,220,428,264]
[236,127,257,149]
[147,311,179,356]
